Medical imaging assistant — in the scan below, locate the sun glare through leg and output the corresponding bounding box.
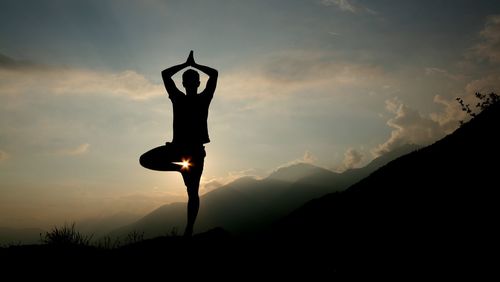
[173,159,191,170]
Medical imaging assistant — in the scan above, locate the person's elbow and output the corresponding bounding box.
[211,70,218,79]
[161,69,172,80]
[161,69,167,78]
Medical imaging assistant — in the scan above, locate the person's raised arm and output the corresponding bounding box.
[161,58,189,98]
[188,51,218,97]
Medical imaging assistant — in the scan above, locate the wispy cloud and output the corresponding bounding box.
[465,74,500,95]
[430,95,469,132]
[218,50,389,103]
[372,97,447,157]
[302,150,318,164]
[471,15,500,63]
[285,150,318,166]
[338,148,364,171]
[268,150,321,173]
[321,0,377,15]
[425,67,463,81]
[0,54,163,100]
[58,143,90,156]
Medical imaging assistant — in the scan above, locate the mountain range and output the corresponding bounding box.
[109,144,419,239]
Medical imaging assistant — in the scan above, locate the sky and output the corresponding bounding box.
[1,0,500,228]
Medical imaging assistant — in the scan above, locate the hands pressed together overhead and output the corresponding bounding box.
[186,50,196,66]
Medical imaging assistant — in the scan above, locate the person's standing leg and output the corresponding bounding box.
[181,149,205,237]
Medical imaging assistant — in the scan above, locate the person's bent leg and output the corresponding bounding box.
[140,143,182,171]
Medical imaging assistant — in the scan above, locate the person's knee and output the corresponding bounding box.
[187,187,199,199]
[139,154,149,167]
[188,189,199,199]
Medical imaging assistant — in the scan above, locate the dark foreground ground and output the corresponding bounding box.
[0,226,491,278]
[0,228,340,277]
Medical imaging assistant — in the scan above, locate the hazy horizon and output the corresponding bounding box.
[1,0,500,229]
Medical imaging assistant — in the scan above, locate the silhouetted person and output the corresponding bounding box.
[140,51,218,237]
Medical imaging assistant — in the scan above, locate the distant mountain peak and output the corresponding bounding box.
[226,175,258,186]
[363,144,421,170]
[268,162,334,183]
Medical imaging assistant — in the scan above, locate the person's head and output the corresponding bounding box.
[182,69,200,94]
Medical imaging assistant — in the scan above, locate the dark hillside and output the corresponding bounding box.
[274,101,500,271]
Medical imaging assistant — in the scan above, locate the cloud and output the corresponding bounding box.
[471,15,500,63]
[58,143,90,156]
[218,50,389,102]
[302,150,318,164]
[321,0,356,13]
[277,150,319,169]
[321,0,377,15]
[465,74,500,95]
[341,148,364,170]
[372,97,446,157]
[430,95,468,133]
[50,69,163,100]
[0,150,9,162]
[0,56,163,100]
[425,67,463,81]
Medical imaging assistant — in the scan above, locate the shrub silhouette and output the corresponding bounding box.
[125,230,145,245]
[41,223,93,246]
[95,235,122,249]
[38,224,180,250]
[456,92,499,124]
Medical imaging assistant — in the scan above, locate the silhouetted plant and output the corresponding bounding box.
[41,223,93,246]
[95,235,121,249]
[0,240,24,248]
[456,92,499,124]
[125,230,144,244]
[166,227,179,237]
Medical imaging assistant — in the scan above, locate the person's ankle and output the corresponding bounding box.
[183,226,193,237]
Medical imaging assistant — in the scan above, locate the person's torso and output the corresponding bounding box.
[171,94,211,145]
